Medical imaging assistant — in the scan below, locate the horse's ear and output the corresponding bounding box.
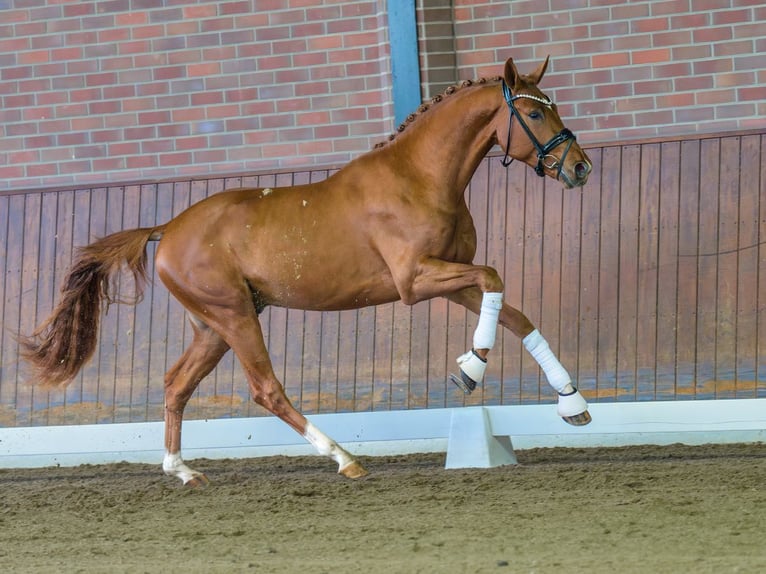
[528,55,550,86]
[503,58,524,91]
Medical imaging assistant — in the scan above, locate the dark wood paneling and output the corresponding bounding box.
[1,132,764,426]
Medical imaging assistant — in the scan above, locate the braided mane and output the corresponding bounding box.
[374,76,503,149]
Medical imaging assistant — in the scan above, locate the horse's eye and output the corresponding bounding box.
[529,110,542,120]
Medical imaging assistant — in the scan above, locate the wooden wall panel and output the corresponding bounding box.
[1,132,764,427]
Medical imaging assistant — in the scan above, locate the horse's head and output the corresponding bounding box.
[496,57,592,188]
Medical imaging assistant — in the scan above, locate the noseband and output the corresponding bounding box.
[500,80,576,179]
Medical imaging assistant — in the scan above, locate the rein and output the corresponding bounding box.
[500,80,576,179]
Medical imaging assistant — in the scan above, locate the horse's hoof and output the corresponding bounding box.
[339,460,369,479]
[184,474,211,488]
[451,350,486,394]
[449,372,476,394]
[562,410,592,426]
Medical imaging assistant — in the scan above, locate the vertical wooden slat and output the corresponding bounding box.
[715,137,740,398]
[426,297,448,408]
[656,142,681,399]
[577,148,601,399]
[372,302,393,410]
[337,309,359,411]
[389,302,410,410]
[596,147,620,400]
[353,305,375,411]
[735,135,761,397]
[17,193,42,425]
[696,138,721,400]
[675,140,701,398]
[758,135,766,398]
[636,144,660,400]
[31,192,59,425]
[2,196,25,423]
[0,195,10,426]
[616,145,641,400]
[407,300,429,409]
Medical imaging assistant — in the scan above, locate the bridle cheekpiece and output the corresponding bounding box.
[500,80,576,180]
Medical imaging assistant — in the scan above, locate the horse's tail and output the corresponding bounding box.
[19,226,166,388]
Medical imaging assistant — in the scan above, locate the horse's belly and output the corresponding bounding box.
[244,250,400,312]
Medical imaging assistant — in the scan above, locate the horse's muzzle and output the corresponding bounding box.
[561,159,592,188]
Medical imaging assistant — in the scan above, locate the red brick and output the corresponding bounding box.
[693,27,733,43]
[738,86,765,101]
[713,9,751,25]
[19,50,50,64]
[696,89,731,105]
[126,155,157,169]
[634,79,673,95]
[116,12,148,26]
[220,1,251,15]
[714,40,755,57]
[635,110,673,126]
[655,93,695,108]
[188,62,221,77]
[650,0,690,15]
[85,72,118,87]
[36,90,68,105]
[4,94,34,108]
[592,52,630,68]
[0,166,25,179]
[59,160,92,174]
[632,49,671,64]
[2,66,32,81]
[26,163,57,177]
[24,134,55,148]
[674,76,713,93]
[183,4,217,19]
[262,143,297,158]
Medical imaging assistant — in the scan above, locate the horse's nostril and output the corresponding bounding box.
[575,161,590,179]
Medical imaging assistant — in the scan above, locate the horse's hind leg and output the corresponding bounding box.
[204,304,369,479]
[447,287,590,426]
[162,315,230,486]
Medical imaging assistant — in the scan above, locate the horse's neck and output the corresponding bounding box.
[378,84,501,202]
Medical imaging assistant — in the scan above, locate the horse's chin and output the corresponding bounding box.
[559,170,589,189]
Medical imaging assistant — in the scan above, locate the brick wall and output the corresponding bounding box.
[1,0,764,192]
[449,0,765,141]
[1,0,392,191]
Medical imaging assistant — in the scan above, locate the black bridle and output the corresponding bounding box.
[500,80,576,180]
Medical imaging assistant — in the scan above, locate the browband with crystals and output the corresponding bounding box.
[510,93,553,107]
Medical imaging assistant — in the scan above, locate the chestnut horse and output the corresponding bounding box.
[21,57,592,486]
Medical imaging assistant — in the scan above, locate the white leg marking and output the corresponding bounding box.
[163,451,204,485]
[304,421,356,473]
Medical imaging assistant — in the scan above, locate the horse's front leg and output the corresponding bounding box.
[446,287,591,426]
